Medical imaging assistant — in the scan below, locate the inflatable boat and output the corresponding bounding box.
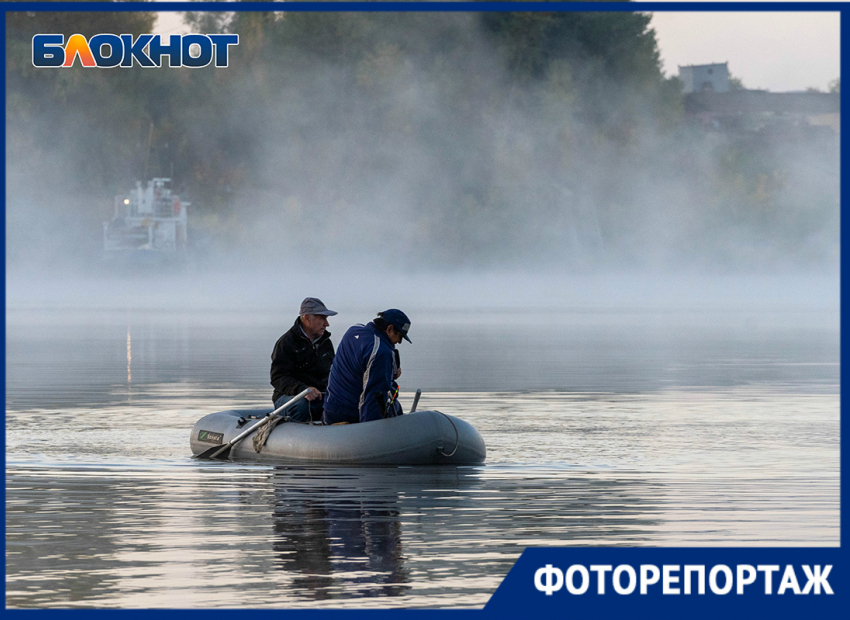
[190,408,486,465]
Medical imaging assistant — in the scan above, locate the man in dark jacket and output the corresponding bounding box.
[322,309,411,425]
[270,297,337,422]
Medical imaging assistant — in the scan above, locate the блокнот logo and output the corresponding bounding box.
[32,34,239,68]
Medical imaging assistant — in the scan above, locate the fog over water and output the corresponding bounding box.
[6,11,839,317]
[4,270,840,320]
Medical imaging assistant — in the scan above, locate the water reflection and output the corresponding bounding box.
[273,497,408,599]
[127,324,132,384]
[267,468,468,600]
[258,465,667,605]
[6,460,838,608]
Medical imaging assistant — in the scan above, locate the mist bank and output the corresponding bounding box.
[6,9,840,281]
[6,269,839,321]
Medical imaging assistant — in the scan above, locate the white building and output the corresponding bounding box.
[678,63,730,94]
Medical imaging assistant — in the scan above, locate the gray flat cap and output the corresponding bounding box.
[300,297,338,316]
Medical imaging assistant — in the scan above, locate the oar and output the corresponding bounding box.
[410,388,422,412]
[194,388,311,460]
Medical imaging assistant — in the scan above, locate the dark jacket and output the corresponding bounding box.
[270,317,335,405]
[322,322,402,424]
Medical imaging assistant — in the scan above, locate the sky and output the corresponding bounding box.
[645,9,840,92]
[156,6,841,93]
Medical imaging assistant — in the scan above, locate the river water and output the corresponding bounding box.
[5,300,840,608]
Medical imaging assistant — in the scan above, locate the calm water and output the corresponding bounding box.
[5,306,840,608]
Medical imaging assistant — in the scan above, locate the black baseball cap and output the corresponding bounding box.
[378,309,411,343]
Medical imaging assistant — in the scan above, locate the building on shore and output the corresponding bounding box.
[678,64,839,137]
[679,62,730,94]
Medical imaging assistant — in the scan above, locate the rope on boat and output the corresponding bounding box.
[252,414,280,453]
[435,410,460,457]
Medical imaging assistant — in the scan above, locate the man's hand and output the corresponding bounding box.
[394,368,402,380]
[305,387,323,401]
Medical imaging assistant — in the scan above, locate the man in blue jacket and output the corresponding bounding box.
[322,309,411,424]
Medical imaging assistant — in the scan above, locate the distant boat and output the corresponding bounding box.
[103,178,189,263]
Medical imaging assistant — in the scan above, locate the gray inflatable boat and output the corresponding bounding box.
[190,409,486,465]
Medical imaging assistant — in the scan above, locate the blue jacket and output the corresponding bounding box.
[323,322,401,424]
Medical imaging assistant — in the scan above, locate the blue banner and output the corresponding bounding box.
[485,548,843,619]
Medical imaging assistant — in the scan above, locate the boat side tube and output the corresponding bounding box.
[190,409,486,466]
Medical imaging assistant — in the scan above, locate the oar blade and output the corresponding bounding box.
[191,388,310,461]
[193,444,232,460]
